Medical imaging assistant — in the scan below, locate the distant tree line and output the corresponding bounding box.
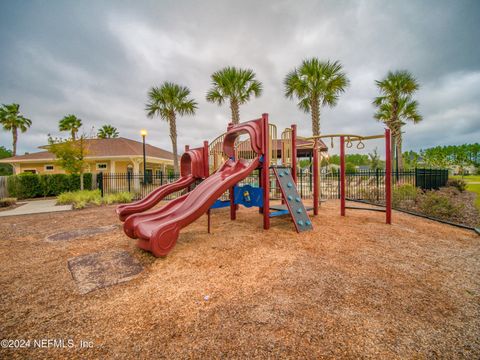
[403,143,480,170]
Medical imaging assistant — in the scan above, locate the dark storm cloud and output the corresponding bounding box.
[0,0,479,155]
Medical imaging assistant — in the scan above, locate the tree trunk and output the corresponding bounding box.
[230,99,240,124]
[169,113,179,173]
[396,133,404,171]
[310,97,320,136]
[72,130,76,141]
[80,172,84,191]
[12,127,18,156]
[390,131,396,175]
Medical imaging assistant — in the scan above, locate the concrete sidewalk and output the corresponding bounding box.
[0,199,72,217]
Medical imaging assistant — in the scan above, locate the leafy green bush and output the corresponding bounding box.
[446,178,467,192]
[393,184,419,208]
[0,197,17,208]
[345,163,357,173]
[57,189,102,209]
[418,191,463,219]
[39,174,70,196]
[57,190,133,209]
[7,173,93,199]
[7,173,43,199]
[103,192,134,205]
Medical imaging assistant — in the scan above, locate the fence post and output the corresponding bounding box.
[376,168,380,201]
[424,169,427,190]
[127,172,131,193]
[97,172,104,197]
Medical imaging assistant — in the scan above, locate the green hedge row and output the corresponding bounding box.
[7,173,93,199]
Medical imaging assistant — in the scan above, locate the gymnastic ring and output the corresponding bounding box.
[346,137,353,148]
[357,141,365,149]
[330,137,334,148]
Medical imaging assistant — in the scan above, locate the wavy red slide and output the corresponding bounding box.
[133,157,260,257]
[117,144,208,221]
[116,175,195,221]
[123,192,188,238]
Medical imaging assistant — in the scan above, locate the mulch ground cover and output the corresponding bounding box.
[0,201,479,359]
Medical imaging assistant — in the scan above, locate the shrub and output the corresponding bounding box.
[359,188,380,202]
[446,178,467,192]
[418,191,463,219]
[393,184,419,208]
[57,189,102,209]
[7,173,42,199]
[0,197,17,208]
[7,173,93,199]
[103,192,134,205]
[57,190,133,208]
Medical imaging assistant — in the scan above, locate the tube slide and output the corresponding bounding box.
[133,157,260,257]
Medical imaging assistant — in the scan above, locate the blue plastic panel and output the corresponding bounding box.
[234,185,263,208]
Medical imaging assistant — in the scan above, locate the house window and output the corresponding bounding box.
[96,163,108,170]
[45,165,54,171]
[23,169,37,174]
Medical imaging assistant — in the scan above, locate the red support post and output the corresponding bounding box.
[385,128,392,224]
[203,140,209,178]
[230,186,236,220]
[340,136,346,216]
[262,113,270,229]
[313,138,319,215]
[291,124,297,184]
[207,209,211,233]
[185,144,191,191]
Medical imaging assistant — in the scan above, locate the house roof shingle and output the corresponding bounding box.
[0,137,176,162]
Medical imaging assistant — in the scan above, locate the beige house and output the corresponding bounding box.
[0,137,177,175]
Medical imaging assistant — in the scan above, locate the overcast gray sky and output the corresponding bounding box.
[1,0,479,157]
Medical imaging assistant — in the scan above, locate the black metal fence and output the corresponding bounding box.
[97,172,201,200]
[96,168,448,202]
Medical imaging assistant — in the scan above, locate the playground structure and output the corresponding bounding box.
[118,113,392,257]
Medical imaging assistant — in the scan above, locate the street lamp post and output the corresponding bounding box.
[141,129,147,183]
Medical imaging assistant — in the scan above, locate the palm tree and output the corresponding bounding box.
[284,58,349,136]
[373,70,422,170]
[0,103,32,156]
[97,124,119,139]
[146,82,197,172]
[59,114,82,140]
[206,66,263,124]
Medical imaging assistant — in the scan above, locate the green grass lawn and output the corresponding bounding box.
[451,175,480,210]
[452,175,480,183]
[466,183,480,210]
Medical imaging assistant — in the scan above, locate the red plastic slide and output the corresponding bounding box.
[116,145,208,221]
[122,117,266,257]
[132,157,260,256]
